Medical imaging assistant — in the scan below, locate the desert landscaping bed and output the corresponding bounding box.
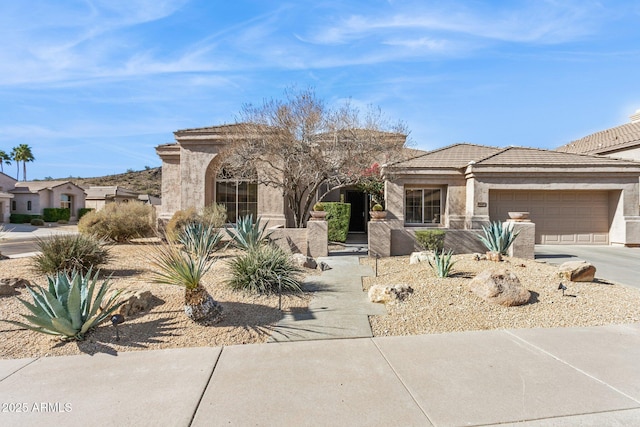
[361,254,640,336]
[0,244,312,359]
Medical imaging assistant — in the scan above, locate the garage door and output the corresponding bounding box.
[489,190,609,245]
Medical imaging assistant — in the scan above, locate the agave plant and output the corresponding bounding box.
[226,214,271,251]
[477,221,520,256]
[176,222,222,260]
[3,269,125,341]
[149,242,222,321]
[427,249,456,278]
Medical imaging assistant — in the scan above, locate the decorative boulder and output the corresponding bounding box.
[368,284,414,303]
[558,261,596,282]
[409,251,430,265]
[291,253,317,269]
[118,291,155,316]
[469,269,531,307]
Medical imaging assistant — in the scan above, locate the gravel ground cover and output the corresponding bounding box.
[361,254,640,336]
[0,244,311,359]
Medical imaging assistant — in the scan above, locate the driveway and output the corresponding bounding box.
[536,245,640,289]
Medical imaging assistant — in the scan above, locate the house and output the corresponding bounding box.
[10,180,86,221]
[84,186,144,211]
[157,124,640,254]
[557,110,640,160]
[384,143,640,252]
[0,172,16,223]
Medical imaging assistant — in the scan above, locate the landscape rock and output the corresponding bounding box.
[368,284,414,303]
[472,253,487,261]
[318,261,332,271]
[118,290,155,316]
[291,253,317,269]
[0,278,30,288]
[558,261,596,282]
[469,268,531,307]
[409,251,430,264]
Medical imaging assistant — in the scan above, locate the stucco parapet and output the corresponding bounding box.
[156,144,181,160]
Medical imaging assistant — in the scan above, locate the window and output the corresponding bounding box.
[405,188,442,225]
[60,194,72,210]
[27,201,31,211]
[11,200,16,211]
[215,169,258,223]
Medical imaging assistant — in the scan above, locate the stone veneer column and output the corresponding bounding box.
[307,220,328,258]
[506,221,535,259]
[368,220,391,257]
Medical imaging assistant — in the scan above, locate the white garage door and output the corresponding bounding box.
[489,190,609,245]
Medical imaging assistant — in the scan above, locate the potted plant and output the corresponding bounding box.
[310,202,327,220]
[369,203,387,220]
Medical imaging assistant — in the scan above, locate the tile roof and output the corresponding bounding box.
[474,146,640,167]
[389,143,501,169]
[84,186,139,199]
[557,121,640,155]
[13,180,80,192]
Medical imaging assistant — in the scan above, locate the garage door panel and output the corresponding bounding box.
[489,190,609,245]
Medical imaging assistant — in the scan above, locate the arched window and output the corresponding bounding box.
[215,168,257,223]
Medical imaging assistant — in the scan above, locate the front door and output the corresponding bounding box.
[346,190,366,232]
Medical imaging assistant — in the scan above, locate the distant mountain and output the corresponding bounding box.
[54,167,162,197]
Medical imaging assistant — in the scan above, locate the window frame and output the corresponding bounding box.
[214,176,258,224]
[404,186,444,226]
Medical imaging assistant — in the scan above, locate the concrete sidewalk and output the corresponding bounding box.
[1,324,640,426]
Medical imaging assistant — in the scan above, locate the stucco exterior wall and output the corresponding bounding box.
[49,184,87,219]
[11,193,40,215]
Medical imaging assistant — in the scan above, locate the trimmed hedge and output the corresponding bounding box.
[43,208,70,222]
[415,229,446,252]
[78,208,93,219]
[324,202,351,243]
[10,214,42,224]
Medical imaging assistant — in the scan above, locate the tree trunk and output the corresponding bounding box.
[184,285,222,322]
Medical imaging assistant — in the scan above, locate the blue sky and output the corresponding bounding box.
[1,0,639,180]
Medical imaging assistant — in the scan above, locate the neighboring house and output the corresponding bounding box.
[557,110,640,160]
[0,172,16,223]
[84,186,143,211]
[10,181,86,221]
[385,143,640,249]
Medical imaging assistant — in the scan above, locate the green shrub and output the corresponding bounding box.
[372,203,384,211]
[78,201,156,243]
[415,229,446,252]
[428,249,456,278]
[324,202,351,243]
[477,221,520,255]
[227,244,302,294]
[33,234,111,274]
[313,202,324,211]
[78,208,93,219]
[10,214,41,224]
[30,218,45,226]
[2,269,125,341]
[226,214,271,251]
[57,219,68,225]
[43,208,70,222]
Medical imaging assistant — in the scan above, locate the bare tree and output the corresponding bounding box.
[223,87,408,228]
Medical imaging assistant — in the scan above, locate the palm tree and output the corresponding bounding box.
[10,147,19,180]
[11,144,35,181]
[0,150,10,174]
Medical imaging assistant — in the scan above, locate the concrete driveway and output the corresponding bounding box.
[536,245,640,289]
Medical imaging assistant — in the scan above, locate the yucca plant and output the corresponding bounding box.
[226,214,271,251]
[427,249,456,278]
[2,269,125,341]
[477,221,520,256]
[227,244,302,294]
[149,242,222,321]
[33,233,111,274]
[176,222,222,260]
